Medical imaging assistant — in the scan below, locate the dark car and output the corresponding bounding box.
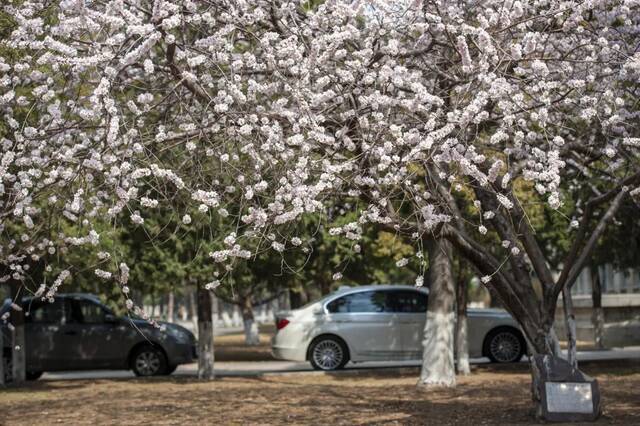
[1,293,196,381]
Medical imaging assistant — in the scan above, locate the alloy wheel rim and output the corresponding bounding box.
[490,332,521,363]
[135,350,161,375]
[313,340,343,370]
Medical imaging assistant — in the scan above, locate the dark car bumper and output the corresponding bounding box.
[165,342,197,365]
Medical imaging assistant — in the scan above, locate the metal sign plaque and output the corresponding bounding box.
[545,382,594,414]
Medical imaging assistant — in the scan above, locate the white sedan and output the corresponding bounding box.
[272,285,526,370]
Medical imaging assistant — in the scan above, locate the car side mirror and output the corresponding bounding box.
[105,313,119,324]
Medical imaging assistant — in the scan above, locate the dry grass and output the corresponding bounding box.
[1,360,639,425]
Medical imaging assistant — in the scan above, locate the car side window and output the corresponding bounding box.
[388,290,428,313]
[70,299,106,324]
[27,299,65,324]
[326,291,389,313]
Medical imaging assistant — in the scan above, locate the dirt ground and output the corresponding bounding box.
[214,327,274,361]
[1,360,639,425]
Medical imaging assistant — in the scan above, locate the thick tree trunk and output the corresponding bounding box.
[525,320,565,418]
[590,266,604,349]
[167,291,175,323]
[241,297,260,346]
[418,239,456,388]
[10,283,25,384]
[455,275,470,376]
[197,286,215,380]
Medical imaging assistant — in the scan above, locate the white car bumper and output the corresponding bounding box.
[271,336,308,362]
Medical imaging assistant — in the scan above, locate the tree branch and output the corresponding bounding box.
[552,188,629,301]
[555,171,640,291]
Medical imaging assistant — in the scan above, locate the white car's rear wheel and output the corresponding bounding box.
[485,328,525,363]
[309,336,349,370]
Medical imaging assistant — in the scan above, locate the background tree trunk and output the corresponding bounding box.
[197,286,215,380]
[10,283,25,384]
[562,287,578,369]
[189,286,198,331]
[455,275,470,376]
[167,291,175,323]
[241,297,260,346]
[289,289,303,310]
[418,239,456,388]
[590,266,604,349]
[150,293,157,317]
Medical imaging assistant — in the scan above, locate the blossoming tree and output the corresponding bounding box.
[2,0,639,415]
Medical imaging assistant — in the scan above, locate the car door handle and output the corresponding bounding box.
[64,330,78,336]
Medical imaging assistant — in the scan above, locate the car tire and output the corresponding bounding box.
[309,336,349,371]
[484,328,526,363]
[131,345,168,377]
[26,371,43,381]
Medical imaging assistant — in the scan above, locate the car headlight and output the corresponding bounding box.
[165,326,192,344]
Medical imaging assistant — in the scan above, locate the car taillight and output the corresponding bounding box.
[276,318,290,330]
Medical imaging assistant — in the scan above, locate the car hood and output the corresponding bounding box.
[127,318,194,338]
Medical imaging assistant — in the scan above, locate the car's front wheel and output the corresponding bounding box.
[484,328,525,363]
[131,345,167,376]
[309,336,349,371]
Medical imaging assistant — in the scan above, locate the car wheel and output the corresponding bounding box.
[485,328,525,363]
[26,371,43,381]
[309,336,349,371]
[131,345,167,377]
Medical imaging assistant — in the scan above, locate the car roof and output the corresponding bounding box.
[22,293,103,304]
[332,284,429,295]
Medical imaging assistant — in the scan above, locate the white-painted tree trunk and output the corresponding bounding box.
[197,286,215,380]
[593,307,605,349]
[243,319,260,346]
[455,315,470,376]
[198,320,215,379]
[241,298,260,346]
[455,276,470,376]
[418,239,456,388]
[419,311,456,387]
